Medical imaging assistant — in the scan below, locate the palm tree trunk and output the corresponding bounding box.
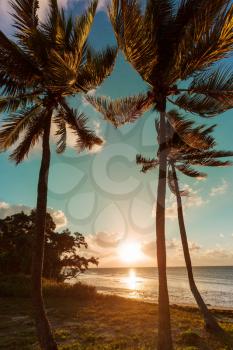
[171,164,224,335]
[32,113,58,350]
[156,104,173,350]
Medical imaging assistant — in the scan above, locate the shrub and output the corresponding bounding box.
[0,274,97,300]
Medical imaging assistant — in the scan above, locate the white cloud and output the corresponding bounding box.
[0,201,67,229]
[210,179,228,197]
[0,0,107,33]
[219,233,224,238]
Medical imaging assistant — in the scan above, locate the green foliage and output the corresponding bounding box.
[0,211,98,281]
[0,274,97,299]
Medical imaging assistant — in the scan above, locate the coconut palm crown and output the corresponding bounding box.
[136,109,233,186]
[86,0,233,123]
[0,0,117,159]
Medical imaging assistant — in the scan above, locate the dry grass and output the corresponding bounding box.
[1,293,233,350]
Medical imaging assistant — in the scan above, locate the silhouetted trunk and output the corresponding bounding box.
[32,114,58,350]
[171,164,224,335]
[156,102,173,350]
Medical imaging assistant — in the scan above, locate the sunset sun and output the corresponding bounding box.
[118,241,142,263]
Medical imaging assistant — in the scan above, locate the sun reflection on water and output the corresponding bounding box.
[121,269,144,299]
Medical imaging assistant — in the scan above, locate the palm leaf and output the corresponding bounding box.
[71,0,98,51]
[0,91,42,113]
[176,163,207,178]
[60,100,103,151]
[136,154,159,173]
[0,104,43,150]
[182,150,233,161]
[9,107,49,164]
[76,46,117,92]
[174,2,233,79]
[166,110,215,149]
[189,67,233,107]
[110,0,157,84]
[0,31,40,87]
[85,92,153,126]
[173,93,228,117]
[10,0,39,45]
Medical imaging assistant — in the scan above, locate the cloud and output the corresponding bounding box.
[165,185,207,220]
[142,238,201,259]
[219,233,224,238]
[92,231,123,248]
[0,0,107,34]
[0,201,67,229]
[210,179,228,197]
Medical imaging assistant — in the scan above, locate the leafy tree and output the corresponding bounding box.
[86,1,233,348]
[0,211,98,281]
[136,110,233,335]
[0,0,117,348]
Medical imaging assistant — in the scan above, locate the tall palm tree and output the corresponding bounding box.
[136,109,233,334]
[85,1,233,348]
[0,1,117,349]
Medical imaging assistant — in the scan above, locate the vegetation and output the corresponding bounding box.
[86,1,233,348]
[0,0,116,348]
[1,291,233,350]
[136,110,233,334]
[0,211,98,281]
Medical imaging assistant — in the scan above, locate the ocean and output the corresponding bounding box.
[77,266,233,308]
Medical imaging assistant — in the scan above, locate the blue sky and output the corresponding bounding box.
[0,0,233,267]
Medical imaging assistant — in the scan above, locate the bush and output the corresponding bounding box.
[0,274,97,300]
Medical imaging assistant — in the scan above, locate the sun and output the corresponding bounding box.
[118,241,142,263]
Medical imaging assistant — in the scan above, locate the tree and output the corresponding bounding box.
[0,1,117,348]
[0,211,98,280]
[136,110,233,335]
[85,1,233,348]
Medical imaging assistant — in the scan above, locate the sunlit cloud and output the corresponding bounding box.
[210,179,228,197]
[0,201,67,229]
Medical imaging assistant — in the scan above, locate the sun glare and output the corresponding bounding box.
[118,241,142,263]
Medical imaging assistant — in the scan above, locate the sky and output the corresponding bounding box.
[0,0,233,267]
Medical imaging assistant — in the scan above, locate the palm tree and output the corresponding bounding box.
[85,1,233,348]
[0,1,117,349]
[136,110,233,335]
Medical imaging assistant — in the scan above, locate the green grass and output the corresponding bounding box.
[0,276,233,349]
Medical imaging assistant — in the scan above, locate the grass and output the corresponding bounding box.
[0,275,233,349]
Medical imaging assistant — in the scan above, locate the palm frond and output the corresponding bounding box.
[173,93,227,117]
[110,0,157,84]
[189,66,233,107]
[136,154,159,173]
[188,158,233,167]
[0,104,43,150]
[176,163,207,178]
[174,2,233,79]
[166,110,216,149]
[60,100,103,151]
[10,0,39,45]
[76,46,117,92]
[182,150,233,161]
[71,0,98,51]
[0,91,42,113]
[9,107,49,164]
[0,31,40,87]
[85,92,153,126]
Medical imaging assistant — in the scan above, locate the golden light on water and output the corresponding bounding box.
[127,269,137,290]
